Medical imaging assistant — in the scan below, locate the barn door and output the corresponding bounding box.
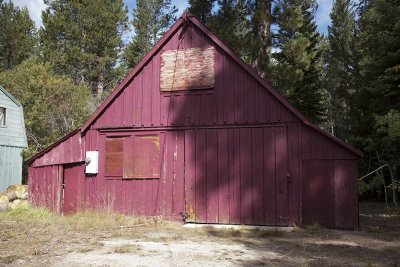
[274,126,289,226]
[184,126,289,226]
[62,163,85,215]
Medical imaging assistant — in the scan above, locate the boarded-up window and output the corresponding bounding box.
[123,134,160,179]
[160,47,215,91]
[105,137,124,176]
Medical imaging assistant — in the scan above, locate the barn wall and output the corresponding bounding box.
[301,126,358,229]
[301,125,357,160]
[79,22,304,224]
[184,125,300,226]
[28,165,62,213]
[90,23,297,131]
[81,130,185,219]
[31,131,85,167]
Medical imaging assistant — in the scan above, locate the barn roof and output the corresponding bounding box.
[25,128,81,165]
[0,85,22,107]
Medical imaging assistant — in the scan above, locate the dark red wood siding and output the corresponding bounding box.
[29,165,62,213]
[302,159,358,229]
[28,13,360,229]
[184,126,291,225]
[62,163,85,214]
[89,24,295,131]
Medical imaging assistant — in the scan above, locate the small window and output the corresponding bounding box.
[160,47,215,91]
[123,134,161,179]
[105,137,124,177]
[104,134,162,179]
[0,107,5,126]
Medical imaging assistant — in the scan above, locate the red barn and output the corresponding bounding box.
[27,12,362,229]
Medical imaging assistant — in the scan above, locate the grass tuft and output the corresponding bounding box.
[1,204,54,220]
[113,244,140,253]
[306,222,321,232]
[205,226,243,237]
[256,229,285,238]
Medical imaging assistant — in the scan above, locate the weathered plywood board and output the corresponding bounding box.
[160,47,215,91]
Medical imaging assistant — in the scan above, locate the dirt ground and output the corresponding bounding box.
[0,202,399,267]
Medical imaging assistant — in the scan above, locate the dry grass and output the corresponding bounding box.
[0,202,399,266]
[306,222,321,232]
[113,244,141,254]
[204,226,243,238]
[255,229,285,238]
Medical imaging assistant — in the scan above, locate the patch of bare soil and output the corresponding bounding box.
[0,202,399,267]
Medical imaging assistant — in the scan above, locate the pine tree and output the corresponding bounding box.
[326,0,357,139]
[212,0,249,57]
[0,1,36,70]
[188,0,216,24]
[352,0,400,175]
[124,0,177,68]
[272,0,326,124]
[40,0,128,99]
[248,0,273,77]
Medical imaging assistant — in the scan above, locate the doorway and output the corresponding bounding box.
[62,163,85,215]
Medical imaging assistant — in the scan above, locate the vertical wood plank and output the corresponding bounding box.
[252,128,264,224]
[218,129,230,223]
[195,129,207,222]
[206,129,218,223]
[275,126,289,226]
[185,130,196,221]
[264,127,276,225]
[240,128,252,224]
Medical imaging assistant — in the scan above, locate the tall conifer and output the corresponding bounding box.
[0,1,36,70]
[326,0,357,139]
[40,0,128,99]
[124,0,177,68]
[272,0,326,124]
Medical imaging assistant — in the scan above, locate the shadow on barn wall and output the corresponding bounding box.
[165,22,294,226]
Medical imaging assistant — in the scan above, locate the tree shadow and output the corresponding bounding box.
[165,22,291,227]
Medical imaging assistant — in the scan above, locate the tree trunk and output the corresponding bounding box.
[251,0,272,76]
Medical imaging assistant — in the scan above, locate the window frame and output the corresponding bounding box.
[0,107,6,127]
[102,131,165,180]
[159,46,215,92]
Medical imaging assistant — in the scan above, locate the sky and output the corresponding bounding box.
[9,0,333,34]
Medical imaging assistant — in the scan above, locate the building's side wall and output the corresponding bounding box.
[0,146,23,191]
[28,131,85,213]
[28,165,63,213]
[31,131,85,167]
[0,90,26,147]
[301,125,359,229]
[0,89,26,190]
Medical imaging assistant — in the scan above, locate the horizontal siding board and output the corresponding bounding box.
[0,146,23,190]
[0,92,27,147]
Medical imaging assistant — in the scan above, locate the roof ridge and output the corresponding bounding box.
[0,85,22,107]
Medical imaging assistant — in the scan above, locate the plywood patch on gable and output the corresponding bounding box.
[160,47,215,91]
